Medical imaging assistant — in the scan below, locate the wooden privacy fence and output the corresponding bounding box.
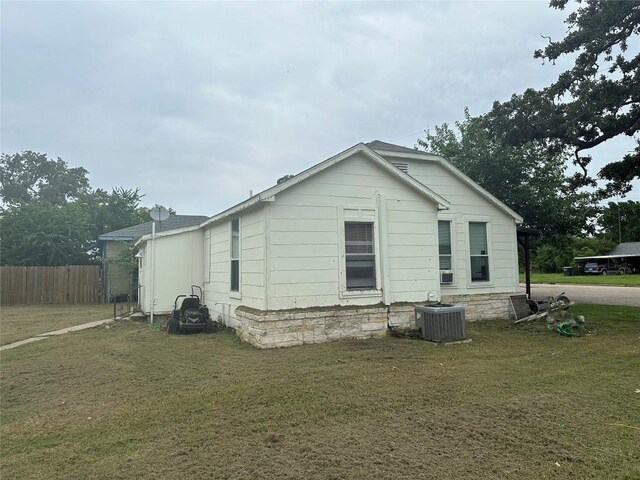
[1,266,101,305]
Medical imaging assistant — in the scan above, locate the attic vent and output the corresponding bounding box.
[392,162,409,174]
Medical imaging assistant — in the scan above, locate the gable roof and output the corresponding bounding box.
[366,140,420,155]
[609,242,640,256]
[367,140,523,222]
[200,142,450,228]
[99,215,210,241]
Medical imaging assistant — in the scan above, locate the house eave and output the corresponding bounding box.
[98,235,135,242]
[374,149,523,223]
[135,224,202,246]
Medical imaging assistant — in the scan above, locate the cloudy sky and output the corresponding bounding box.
[2,1,638,216]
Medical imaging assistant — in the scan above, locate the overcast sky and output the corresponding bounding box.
[2,1,638,216]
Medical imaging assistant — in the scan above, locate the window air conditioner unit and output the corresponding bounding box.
[440,270,454,284]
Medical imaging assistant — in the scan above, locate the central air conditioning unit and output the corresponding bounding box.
[440,270,454,284]
[414,304,467,343]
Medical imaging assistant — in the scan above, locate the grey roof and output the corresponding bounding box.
[98,215,210,241]
[609,242,640,256]
[366,140,422,155]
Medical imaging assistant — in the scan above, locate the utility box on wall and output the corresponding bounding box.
[415,304,466,343]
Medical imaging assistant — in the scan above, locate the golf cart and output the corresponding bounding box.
[167,285,215,334]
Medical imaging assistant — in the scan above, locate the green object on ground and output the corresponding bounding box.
[556,321,585,337]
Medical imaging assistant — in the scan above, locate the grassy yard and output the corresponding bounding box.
[0,304,113,346]
[1,305,639,480]
[520,272,640,286]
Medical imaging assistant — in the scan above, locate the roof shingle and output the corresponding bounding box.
[98,215,209,241]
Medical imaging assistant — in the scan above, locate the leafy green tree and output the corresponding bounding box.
[0,151,155,266]
[0,201,92,265]
[0,151,90,208]
[485,0,640,197]
[78,187,149,241]
[598,200,640,242]
[418,110,598,238]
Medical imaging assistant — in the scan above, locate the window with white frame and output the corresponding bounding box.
[345,222,376,290]
[230,219,240,291]
[438,220,452,270]
[469,222,489,282]
[204,231,211,283]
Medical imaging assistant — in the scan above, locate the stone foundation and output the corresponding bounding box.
[441,293,513,321]
[235,292,513,348]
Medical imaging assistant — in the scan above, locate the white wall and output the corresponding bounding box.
[196,149,520,322]
[389,157,520,295]
[266,152,440,310]
[138,229,204,315]
[203,207,266,327]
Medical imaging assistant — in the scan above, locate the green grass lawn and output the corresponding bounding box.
[520,272,640,286]
[1,305,639,480]
[0,304,113,346]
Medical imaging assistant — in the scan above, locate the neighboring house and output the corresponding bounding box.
[136,141,523,348]
[99,215,209,301]
[574,241,640,274]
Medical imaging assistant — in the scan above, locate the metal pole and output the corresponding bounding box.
[525,234,531,299]
[150,221,155,324]
[617,198,622,244]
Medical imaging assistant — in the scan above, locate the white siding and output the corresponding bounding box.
[389,158,520,295]
[203,207,266,327]
[138,229,204,314]
[267,153,440,310]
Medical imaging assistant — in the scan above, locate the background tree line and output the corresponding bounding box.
[418,0,639,272]
[0,151,151,266]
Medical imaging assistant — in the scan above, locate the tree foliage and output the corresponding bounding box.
[485,0,640,196]
[598,200,640,242]
[0,152,153,266]
[0,201,91,266]
[79,187,149,241]
[418,110,598,238]
[0,151,90,208]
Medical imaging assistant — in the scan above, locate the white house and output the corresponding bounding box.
[136,141,523,348]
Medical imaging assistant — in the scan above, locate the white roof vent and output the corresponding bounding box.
[392,162,409,174]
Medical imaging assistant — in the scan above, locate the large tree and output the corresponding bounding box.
[598,200,640,243]
[418,111,598,238]
[0,201,92,266]
[0,152,153,266]
[0,151,90,208]
[79,187,149,241]
[486,0,640,196]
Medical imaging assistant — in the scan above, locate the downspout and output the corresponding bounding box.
[376,194,391,307]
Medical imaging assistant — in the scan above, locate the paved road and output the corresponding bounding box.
[522,283,640,307]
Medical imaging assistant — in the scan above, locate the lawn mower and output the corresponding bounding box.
[166,285,215,334]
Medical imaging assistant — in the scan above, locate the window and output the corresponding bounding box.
[204,232,211,283]
[438,221,452,270]
[230,219,239,291]
[345,222,376,290]
[469,222,489,282]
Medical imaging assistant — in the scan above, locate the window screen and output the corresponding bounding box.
[438,220,452,270]
[345,222,376,290]
[230,219,240,291]
[469,222,489,281]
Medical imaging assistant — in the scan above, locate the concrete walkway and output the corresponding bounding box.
[0,318,114,352]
